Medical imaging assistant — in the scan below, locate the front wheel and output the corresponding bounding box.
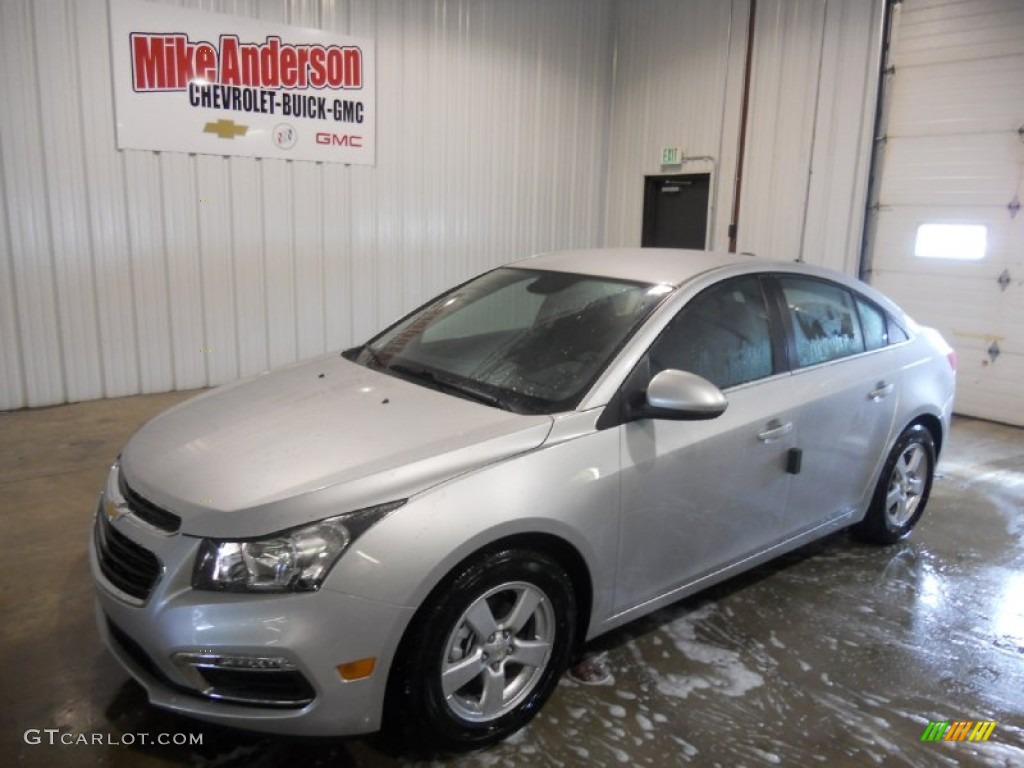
[853,424,936,544]
[386,548,577,754]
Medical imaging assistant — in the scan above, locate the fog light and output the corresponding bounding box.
[172,651,299,692]
[337,657,376,681]
[173,651,298,673]
[171,651,315,707]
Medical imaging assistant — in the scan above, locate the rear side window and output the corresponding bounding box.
[779,277,864,367]
[856,296,910,350]
[888,318,909,343]
[648,276,774,390]
[857,297,888,351]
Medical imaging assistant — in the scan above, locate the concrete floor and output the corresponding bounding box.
[1,391,1022,767]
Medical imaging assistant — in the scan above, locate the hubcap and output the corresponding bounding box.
[885,442,928,528]
[440,581,555,723]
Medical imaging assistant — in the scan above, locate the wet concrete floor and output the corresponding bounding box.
[1,392,1022,767]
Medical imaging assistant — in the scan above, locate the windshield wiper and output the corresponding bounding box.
[386,363,508,410]
[359,344,387,369]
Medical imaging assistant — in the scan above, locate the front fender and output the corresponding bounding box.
[324,424,622,639]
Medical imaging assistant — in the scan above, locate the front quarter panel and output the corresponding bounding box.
[324,409,620,638]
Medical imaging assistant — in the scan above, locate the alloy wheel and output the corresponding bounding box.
[440,581,555,722]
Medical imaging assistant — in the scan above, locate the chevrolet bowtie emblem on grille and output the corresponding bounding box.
[105,498,127,522]
[203,119,248,139]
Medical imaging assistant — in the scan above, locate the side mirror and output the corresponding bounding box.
[642,369,728,421]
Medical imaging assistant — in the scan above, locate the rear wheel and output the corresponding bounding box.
[853,424,936,544]
[386,548,576,754]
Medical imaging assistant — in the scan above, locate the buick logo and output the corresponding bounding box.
[272,123,297,150]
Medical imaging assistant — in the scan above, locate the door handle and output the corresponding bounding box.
[868,381,894,401]
[758,419,793,443]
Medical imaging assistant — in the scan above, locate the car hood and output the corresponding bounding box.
[119,354,553,538]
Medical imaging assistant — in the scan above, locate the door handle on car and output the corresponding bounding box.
[758,419,793,443]
[868,381,895,402]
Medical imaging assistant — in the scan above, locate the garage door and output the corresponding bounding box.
[866,0,1024,426]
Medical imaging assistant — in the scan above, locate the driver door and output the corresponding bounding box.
[612,276,798,614]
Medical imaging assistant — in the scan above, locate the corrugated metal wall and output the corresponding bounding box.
[603,0,750,251]
[605,0,884,274]
[740,0,883,272]
[1,0,886,410]
[865,0,1024,425]
[0,0,613,409]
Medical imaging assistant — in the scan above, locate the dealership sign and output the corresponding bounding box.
[109,0,374,164]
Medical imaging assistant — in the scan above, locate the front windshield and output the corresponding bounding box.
[345,268,672,414]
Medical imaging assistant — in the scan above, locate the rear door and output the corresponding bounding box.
[771,276,900,538]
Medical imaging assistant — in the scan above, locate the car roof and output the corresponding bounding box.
[507,248,914,325]
[507,248,765,287]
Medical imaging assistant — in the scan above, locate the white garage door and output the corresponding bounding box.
[867,0,1024,426]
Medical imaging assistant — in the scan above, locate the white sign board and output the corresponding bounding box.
[109,0,375,164]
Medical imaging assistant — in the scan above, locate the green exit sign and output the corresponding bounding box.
[661,147,681,165]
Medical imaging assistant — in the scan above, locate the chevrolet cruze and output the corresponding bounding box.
[91,248,955,751]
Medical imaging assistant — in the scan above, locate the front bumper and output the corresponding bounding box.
[89,488,414,737]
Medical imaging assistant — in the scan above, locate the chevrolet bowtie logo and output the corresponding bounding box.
[203,119,248,139]
[105,498,127,522]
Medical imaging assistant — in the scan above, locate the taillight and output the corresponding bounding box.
[947,350,957,371]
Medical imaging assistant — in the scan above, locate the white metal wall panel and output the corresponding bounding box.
[0,0,884,410]
[229,157,269,379]
[77,0,140,399]
[161,153,207,390]
[261,161,299,371]
[35,1,106,403]
[0,1,65,406]
[739,0,827,263]
[0,0,613,409]
[799,0,885,275]
[605,0,882,275]
[0,172,21,407]
[196,157,240,387]
[123,153,173,393]
[604,0,749,250]
[868,0,1024,425]
[738,0,883,271]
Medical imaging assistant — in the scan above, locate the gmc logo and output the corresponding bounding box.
[315,132,363,148]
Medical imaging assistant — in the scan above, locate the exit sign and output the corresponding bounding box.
[661,147,681,165]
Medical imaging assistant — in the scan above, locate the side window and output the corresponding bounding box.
[856,297,888,351]
[854,296,911,349]
[648,276,774,390]
[780,277,865,367]
[887,317,909,343]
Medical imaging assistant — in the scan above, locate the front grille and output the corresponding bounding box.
[118,473,181,533]
[94,513,162,601]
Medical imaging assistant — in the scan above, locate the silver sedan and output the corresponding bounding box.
[90,248,955,752]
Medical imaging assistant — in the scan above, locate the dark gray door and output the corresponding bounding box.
[641,173,710,249]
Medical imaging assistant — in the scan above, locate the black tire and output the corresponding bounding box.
[386,547,576,754]
[853,424,936,544]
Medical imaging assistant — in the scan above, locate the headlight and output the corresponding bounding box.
[192,501,405,593]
